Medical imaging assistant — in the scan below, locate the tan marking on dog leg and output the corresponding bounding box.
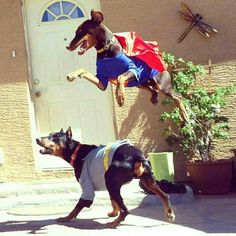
[107,200,120,217]
[115,84,125,106]
[134,162,145,177]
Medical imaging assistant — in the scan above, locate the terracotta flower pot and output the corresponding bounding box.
[186,159,233,195]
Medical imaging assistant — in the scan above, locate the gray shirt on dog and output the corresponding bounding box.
[79,140,130,202]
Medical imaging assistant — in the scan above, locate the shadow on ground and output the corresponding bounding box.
[1,193,236,234]
[132,193,236,234]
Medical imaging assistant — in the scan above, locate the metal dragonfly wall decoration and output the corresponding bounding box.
[177,2,218,43]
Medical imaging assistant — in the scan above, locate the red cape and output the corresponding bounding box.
[114,32,167,72]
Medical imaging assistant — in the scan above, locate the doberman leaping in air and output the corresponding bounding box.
[66,10,189,121]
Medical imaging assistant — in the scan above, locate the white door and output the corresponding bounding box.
[24,0,116,169]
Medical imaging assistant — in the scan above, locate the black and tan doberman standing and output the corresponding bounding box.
[66,10,189,121]
[36,127,175,228]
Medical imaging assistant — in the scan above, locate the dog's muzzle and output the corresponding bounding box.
[36,139,53,155]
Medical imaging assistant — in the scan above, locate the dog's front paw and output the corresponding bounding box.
[67,69,86,82]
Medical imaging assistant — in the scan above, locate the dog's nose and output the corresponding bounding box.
[67,75,75,82]
[66,46,72,51]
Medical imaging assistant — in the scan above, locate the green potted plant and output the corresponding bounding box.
[160,52,236,194]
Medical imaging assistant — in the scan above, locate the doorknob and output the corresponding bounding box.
[34,79,40,85]
[35,91,41,97]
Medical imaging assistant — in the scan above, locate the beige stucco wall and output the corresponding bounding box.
[0,0,74,182]
[0,0,36,181]
[100,0,236,64]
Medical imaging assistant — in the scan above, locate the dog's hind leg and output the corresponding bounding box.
[140,174,175,223]
[155,71,189,121]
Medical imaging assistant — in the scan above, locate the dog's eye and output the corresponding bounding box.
[52,135,59,142]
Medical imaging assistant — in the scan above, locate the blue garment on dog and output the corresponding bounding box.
[79,140,130,202]
[96,52,159,89]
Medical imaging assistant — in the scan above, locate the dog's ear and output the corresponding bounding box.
[66,126,72,138]
[91,9,103,23]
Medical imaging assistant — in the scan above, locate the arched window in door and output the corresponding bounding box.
[42,1,84,22]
